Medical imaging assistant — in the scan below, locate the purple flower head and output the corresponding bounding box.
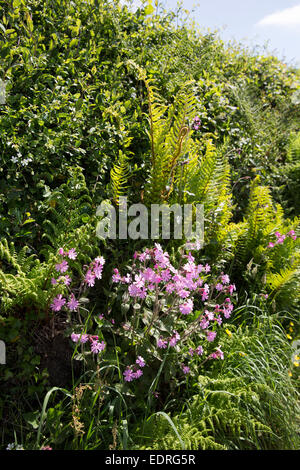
[62,275,72,286]
[50,294,66,312]
[71,333,80,343]
[55,260,69,274]
[196,345,204,356]
[123,368,134,382]
[85,270,95,287]
[182,365,190,375]
[228,284,236,294]
[112,269,121,283]
[80,334,89,344]
[157,338,168,349]
[180,299,193,315]
[90,340,106,354]
[221,274,230,285]
[67,248,77,260]
[136,356,146,368]
[209,347,224,360]
[200,318,209,329]
[206,330,217,342]
[178,289,190,299]
[204,264,211,273]
[169,331,180,347]
[132,369,143,379]
[94,263,104,279]
[67,294,79,312]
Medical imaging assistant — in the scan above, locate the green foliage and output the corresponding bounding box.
[110,151,131,205]
[229,178,300,311]
[135,317,300,450]
[279,132,300,216]
[0,0,299,452]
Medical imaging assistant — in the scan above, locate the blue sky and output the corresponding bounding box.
[126,0,300,66]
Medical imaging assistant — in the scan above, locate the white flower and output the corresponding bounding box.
[11,156,18,163]
[6,442,24,450]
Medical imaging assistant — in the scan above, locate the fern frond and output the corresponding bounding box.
[110,150,130,205]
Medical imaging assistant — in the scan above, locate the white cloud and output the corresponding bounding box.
[257,4,300,27]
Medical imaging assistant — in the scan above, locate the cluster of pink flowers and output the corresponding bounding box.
[182,344,224,375]
[268,230,297,248]
[112,244,235,378]
[192,115,201,131]
[50,293,80,312]
[113,244,214,309]
[157,330,180,349]
[50,249,106,314]
[55,248,77,274]
[208,346,224,360]
[71,332,106,355]
[123,356,146,382]
[84,256,105,287]
[189,345,204,356]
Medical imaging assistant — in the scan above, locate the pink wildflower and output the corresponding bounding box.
[221,274,230,285]
[210,347,224,360]
[90,340,105,354]
[195,345,204,355]
[206,331,217,342]
[80,334,89,343]
[136,356,146,368]
[71,333,80,343]
[62,275,72,286]
[177,289,190,299]
[50,294,66,312]
[67,294,79,312]
[67,248,77,260]
[123,368,134,382]
[182,365,190,375]
[55,260,69,273]
[85,270,96,287]
[227,284,236,294]
[157,338,168,349]
[180,299,193,315]
[132,369,143,379]
[169,331,180,347]
[112,269,121,283]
